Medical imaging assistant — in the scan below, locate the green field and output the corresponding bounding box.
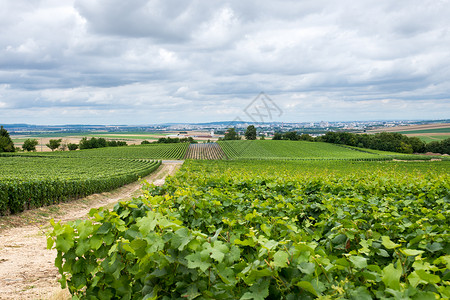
[396,127,450,134]
[0,143,188,214]
[39,143,189,160]
[2,139,449,298]
[219,140,398,160]
[50,159,450,299]
[415,135,450,143]
[0,156,160,215]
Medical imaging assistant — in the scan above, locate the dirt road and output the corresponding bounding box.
[0,162,183,300]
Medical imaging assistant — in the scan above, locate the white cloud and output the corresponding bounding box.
[0,0,449,124]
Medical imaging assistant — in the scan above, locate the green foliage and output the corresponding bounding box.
[272,131,315,141]
[79,137,127,149]
[319,131,427,154]
[67,143,79,151]
[426,138,450,154]
[22,139,39,152]
[245,125,257,140]
[272,132,282,140]
[46,139,62,151]
[49,159,450,299]
[223,128,241,140]
[0,126,15,152]
[0,157,160,215]
[156,137,196,144]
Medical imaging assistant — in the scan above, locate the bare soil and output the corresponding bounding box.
[0,162,183,300]
[367,123,450,133]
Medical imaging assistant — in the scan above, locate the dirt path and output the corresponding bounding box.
[0,162,183,300]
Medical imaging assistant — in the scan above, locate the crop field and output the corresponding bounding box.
[46,143,189,160]
[184,143,227,160]
[367,123,450,144]
[49,159,450,299]
[397,128,450,134]
[218,140,394,160]
[0,156,160,215]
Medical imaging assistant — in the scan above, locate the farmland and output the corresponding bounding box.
[0,143,190,215]
[367,123,450,144]
[49,159,450,299]
[184,143,227,160]
[0,156,160,215]
[1,138,449,299]
[43,143,189,160]
[219,140,395,160]
[10,130,218,151]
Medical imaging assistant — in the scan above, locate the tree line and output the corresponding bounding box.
[0,128,129,152]
[221,125,450,155]
[141,136,197,144]
[318,131,450,154]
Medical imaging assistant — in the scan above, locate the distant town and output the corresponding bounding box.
[3,119,449,139]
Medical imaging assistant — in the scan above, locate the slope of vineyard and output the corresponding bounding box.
[218,140,387,160]
[0,156,160,215]
[49,159,450,299]
[184,143,227,160]
[30,143,189,160]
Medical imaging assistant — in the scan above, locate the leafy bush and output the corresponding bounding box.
[0,126,15,152]
[49,160,450,299]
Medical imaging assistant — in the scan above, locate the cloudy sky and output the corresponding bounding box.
[0,0,449,125]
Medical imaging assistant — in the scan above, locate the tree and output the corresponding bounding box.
[46,139,62,151]
[245,125,257,140]
[283,131,299,141]
[97,138,107,148]
[223,128,241,140]
[22,139,39,152]
[299,134,314,141]
[407,137,426,153]
[67,143,78,151]
[0,126,15,152]
[272,132,283,140]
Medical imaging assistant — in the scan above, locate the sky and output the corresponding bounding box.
[0,0,449,125]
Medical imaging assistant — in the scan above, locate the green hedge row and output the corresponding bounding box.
[0,160,160,215]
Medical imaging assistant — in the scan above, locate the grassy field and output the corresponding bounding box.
[414,135,450,143]
[396,127,450,134]
[218,140,401,160]
[366,123,450,143]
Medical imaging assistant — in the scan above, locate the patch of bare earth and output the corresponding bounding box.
[367,123,450,133]
[0,162,183,300]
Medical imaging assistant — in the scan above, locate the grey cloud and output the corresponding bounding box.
[0,0,449,124]
[74,0,215,42]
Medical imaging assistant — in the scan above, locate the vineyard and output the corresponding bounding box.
[0,156,160,215]
[49,159,450,299]
[218,140,387,160]
[36,143,189,160]
[184,143,227,160]
[0,143,188,215]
